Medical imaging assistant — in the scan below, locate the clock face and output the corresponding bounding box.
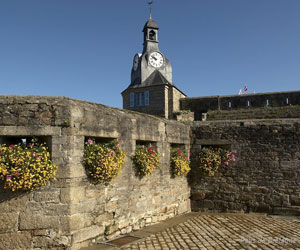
[149,52,164,68]
[133,54,139,71]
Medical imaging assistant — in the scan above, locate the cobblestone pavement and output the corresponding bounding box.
[120,213,300,250]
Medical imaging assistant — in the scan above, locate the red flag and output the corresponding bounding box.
[244,86,248,93]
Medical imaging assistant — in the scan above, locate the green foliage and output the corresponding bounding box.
[170,148,190,177]
[132,144,160,178]
[0,139,57,191]
[83,138,126,184]
[195,147,237,176]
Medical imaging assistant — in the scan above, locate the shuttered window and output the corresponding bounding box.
[145,91,149,106]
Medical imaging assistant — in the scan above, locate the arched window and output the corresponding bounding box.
[149,30,156,40]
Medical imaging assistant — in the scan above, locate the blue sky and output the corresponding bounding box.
[1,0,299,108]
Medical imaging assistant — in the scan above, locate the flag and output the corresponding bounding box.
[238,89,242,95]
[244,86,248,93]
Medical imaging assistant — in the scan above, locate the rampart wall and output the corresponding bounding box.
[181,91,300,120]
[190,120,300,215]
[0,94,299,250]
[0,96,190,250]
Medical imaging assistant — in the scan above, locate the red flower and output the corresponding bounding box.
[177,149,181,155]
[9,144,14,149]
[148,147,152,151]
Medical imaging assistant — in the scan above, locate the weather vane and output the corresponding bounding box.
[148,0,153,17]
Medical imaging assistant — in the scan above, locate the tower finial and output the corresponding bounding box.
[148,0,153,19]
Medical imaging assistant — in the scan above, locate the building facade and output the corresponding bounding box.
[121,14,185,119]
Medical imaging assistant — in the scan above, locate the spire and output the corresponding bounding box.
[148,0,153,19]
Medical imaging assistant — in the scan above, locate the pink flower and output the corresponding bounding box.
[177,149,181,155]
[9,144,14,149]
[148,147,152,151]
[6,175,12,180]
[118,138,122,143]
[36,156,41,160]
[152,151,155,155]
[111,150,114,153]
[114,163,118,167]
[148,156,152,160]
[224,161,229,166]
[88,139,93,145]
[116,144,120,148]
[233,149,237,153]
[107,153,111,156]
[141,145,145,148]
[32,152,36,156]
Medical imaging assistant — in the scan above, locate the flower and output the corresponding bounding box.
[0,141,57,191]
[88,139,93,145]
[133,144,160,177]
[83,138,126,184]
[170,148,190,177]
[117,138,122,143]
[195,147,237,176]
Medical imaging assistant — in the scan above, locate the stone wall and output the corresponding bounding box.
[190,119,300,216]
[0,96,191,250]
[180,90,300,120]
[207,105,300,121]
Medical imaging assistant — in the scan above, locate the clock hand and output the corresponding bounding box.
[152,56,157,60]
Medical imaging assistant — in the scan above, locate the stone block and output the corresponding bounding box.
[0,232,31,250]
[72,225,105,243]
[192,192,206,200]
[33,191,60,203]
[60,186,86,203]
[0,213,18,233]
[19,212,60,230]
[290,195,300,206]
[61,214,86,233]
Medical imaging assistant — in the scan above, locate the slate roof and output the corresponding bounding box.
[130,70,172,88]
[143,17,159,31]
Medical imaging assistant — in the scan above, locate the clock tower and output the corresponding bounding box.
[121,13,186,119]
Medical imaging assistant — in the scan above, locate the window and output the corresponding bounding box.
[286,98,289,105]
[149,30,156,40]
[266,99,269,106]
[145,91,149,106]
[228,102,232,108]
[130,93,134,107]
[135,92,144,106]
[247,100,251,107]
